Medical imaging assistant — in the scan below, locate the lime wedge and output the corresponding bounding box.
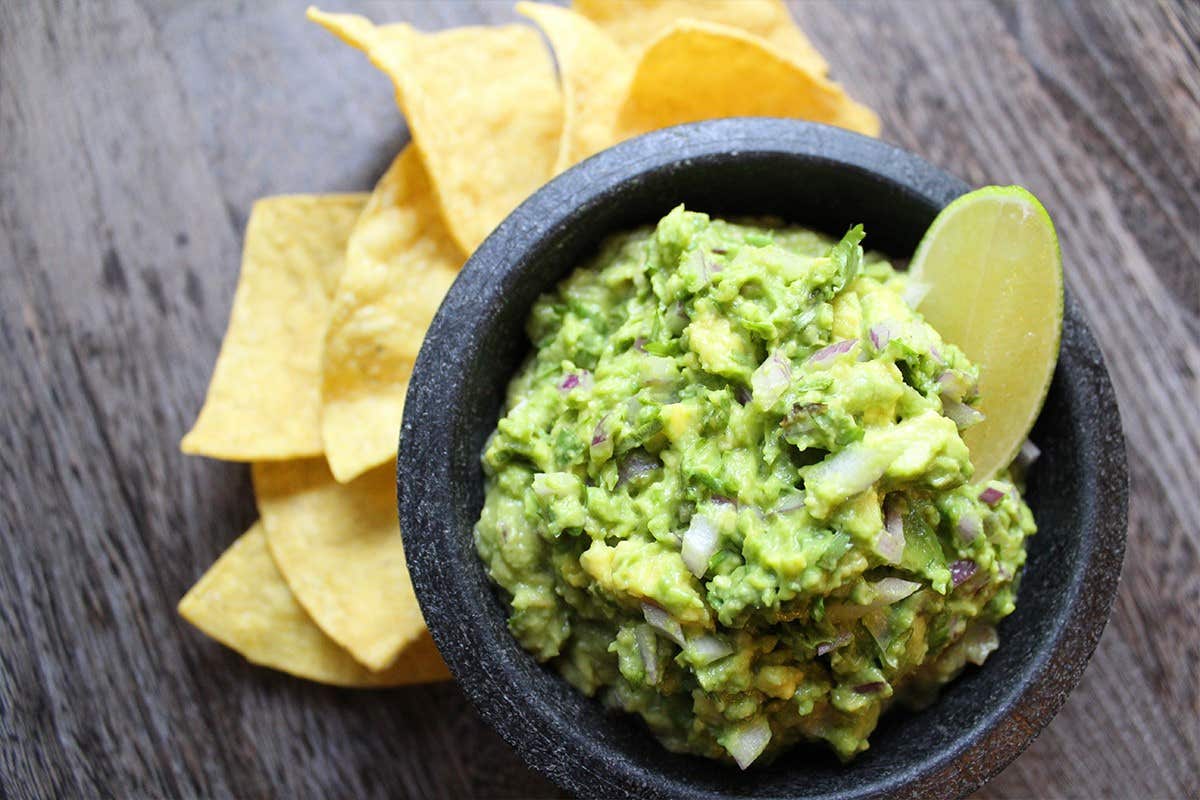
[909,186,1064,483]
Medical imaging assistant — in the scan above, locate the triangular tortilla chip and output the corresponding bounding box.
[617,20,880,139]
[179,523,449,687]
[517,2,635,173]
[181,195,365,460]
[319,147,463,482]
[572,0,828,76]
[308,8,562,253]
[253,457,423,671]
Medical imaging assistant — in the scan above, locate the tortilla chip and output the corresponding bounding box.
[319,147,462,482]
[308,8,562,253]
[179,523,450,687]
[517,3,635,172]
[181,195,366,461]
[617,20,880,140]
[572,0,828,76]
[253,457,424,671]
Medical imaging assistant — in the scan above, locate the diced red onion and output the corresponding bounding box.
[930,346,945,364]
[710,494,736,508]
[618,451,659,486]
[772,493,806,515]
[735,385,752,406]
[1016,439,1041,470]
[642,603,685,646]
[872,577,921,604]
[956,512,981,543]
[862,609,889,652]
[936,370,975,402]
[815,631,852,656]
[978,486,1005,507]
[876,498,906,564]
[641,356,676,386]
[869,324,892,350]
[559,370,592,392]
[949,559,978,587]
[943,399,985,430]
[665,301,689,331]
[814,447,887,503]
[963,624,999,666]
[808,339,857,364]
[681,515,718,577]
[751,350,791,406]
[632,336,647,353]
[699,252,723,280]
[591,414,610,447]
[688,634,733,664]
[725,717,772,770]
[903,280,931,308]
[853,681,888,695]
[635,625,659,684]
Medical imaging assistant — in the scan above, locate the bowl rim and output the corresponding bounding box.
[399,118,1128,800]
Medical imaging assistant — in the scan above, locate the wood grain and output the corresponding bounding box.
[0,1,1195,798]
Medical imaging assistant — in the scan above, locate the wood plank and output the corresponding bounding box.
[0,0,556,797]
[796,2,1198,797]
[0,0,1195,797]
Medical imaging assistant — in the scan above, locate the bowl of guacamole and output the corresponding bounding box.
[399,119,1126,799]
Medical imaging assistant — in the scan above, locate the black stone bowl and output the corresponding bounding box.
[398,119,1127,800]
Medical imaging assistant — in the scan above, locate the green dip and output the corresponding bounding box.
[474,206,1036,767]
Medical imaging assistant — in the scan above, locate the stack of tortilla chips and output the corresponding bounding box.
[178,1,879,687]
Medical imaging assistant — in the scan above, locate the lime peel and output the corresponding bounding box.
[909,185,1064,483]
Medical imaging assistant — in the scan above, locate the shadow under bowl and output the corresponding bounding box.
[398,119,1128,800]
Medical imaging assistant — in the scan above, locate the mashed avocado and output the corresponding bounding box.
[474,207,1036,767]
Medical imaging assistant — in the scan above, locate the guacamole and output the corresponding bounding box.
[474,207,1036,767]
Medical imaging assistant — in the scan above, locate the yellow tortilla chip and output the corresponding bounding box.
[181,195,366,461]
[320,147,463,482]
[617,20,880,140]
[253,457,424,671]
[517,2,635,172]
[179,523,450,687]
[572,0,828,76]
[308,8,562,253]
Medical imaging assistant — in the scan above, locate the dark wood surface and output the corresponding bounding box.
[2,1,1196,798]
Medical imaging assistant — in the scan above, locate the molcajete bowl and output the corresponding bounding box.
[398,119,1127,800]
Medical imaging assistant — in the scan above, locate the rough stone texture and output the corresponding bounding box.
[399,120,1128,800]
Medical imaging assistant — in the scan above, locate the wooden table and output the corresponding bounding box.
[2,1,1196,797]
